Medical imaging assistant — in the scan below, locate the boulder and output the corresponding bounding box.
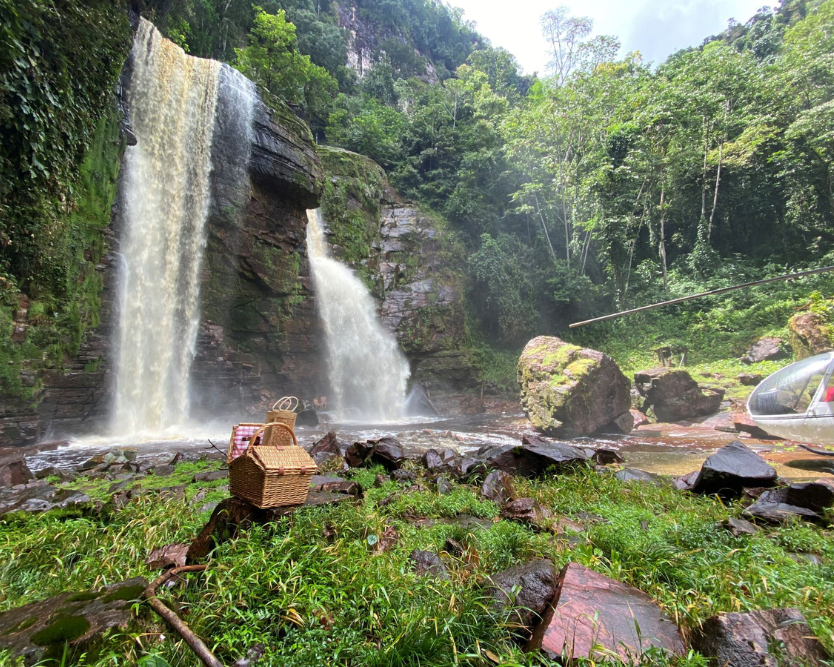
[422,448,459,473]
[517,336,632,436]
[785,480,834,512]
[690,441,777,496]
[0,577,147,664]
[0,454,33,488]
[634,368,724,422]
[476,437,589,478]
[740,337,787,364]
[367,436,405,470]
[309,432,348,460]
[789,312,833,360]
[526,563,685,662]
[693,608,829,666]
[408,550,449,579]
[488,560,558,634]
[481,470,517,505]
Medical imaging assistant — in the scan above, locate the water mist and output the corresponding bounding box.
[306,208,410,422]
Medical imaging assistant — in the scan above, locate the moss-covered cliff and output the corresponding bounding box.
[317,146,478,388]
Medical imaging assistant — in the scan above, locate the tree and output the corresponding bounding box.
[540,6,592,85]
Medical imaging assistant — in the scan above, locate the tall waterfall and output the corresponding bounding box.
[306,208,410,422]
[113,19,254,436]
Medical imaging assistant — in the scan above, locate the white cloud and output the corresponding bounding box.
[451,0,769,74]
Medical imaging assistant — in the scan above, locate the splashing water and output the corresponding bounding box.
[306,208,410,422]
[112,19,254,437]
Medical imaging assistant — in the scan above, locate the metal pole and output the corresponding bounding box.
[569,265,834,328]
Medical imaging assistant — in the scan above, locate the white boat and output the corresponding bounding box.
[748,352,834,444]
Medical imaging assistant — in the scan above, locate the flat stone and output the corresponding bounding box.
[408,550,449,579]
[392,469,416,483]
[725,517,760,536]
[477,438,589,478]
[193,469,228,482]
[0,577,147,664]
[187,492,353,561]
[693,608,829,666]
[691,441,777,496]
[615,468,661,484]
[146,543,189,569]
[488,560,558,633]
[527,563,685,662]
[152,465,176,477]
[481,470,516,505]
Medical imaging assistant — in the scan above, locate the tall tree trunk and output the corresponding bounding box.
[533,193,557,262]
[701,117,710,222]
[659,182,668,293]
[708,136,724,241]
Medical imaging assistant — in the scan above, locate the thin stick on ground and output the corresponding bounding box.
[143,564,224,667]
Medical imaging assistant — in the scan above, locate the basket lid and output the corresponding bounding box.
[251,445,317,473]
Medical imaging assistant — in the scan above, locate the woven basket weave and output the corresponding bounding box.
[228,422,317,508]
[266,396,297,433]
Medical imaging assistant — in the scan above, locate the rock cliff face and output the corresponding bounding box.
[317,146,477,388]
[0,72,327,445]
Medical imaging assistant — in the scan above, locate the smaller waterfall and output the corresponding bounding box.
[306,208,410,422]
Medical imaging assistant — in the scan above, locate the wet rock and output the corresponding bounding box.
[615,468,661,484]
[526,563,685,662]
[169,452,185,466]
[691,441,777,496]
[392,469,416,483]
[0,480,58,515]
[738,373,763,386]
[310,475,360,496]
[408,550,449,579]
[724,517,760,536]
[234,643,266,667]
[188,493,353,561]
[422,448,459,473]
[457,457,485,479]
[152,465,176,477]
[630,409,650,427]
[477,437,589,478]
[0,577,147,664]
[518,336,632,436]
[592,449,624,465]
[481,470,516,505]
[745,488,822,523]
[193,469,228,483]
[489,560,558,634]
[634,367,724,422]
[436,474,453,495]
[730,411,774,439]
[785,480,834,513]
[344,441,373,468]
[693,608,829,666]
[789,312,833,360]
[34,466,68,482]
[673,470,700,491]
[0,456,33,488]
[500,498,552,530]
[145,543,189,569]
[295,408,319,427]
[309,432,348,460]
[741,337,787,364]
[368,437,405,470]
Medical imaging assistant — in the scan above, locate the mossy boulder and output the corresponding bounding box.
[517,336,632,437]
[788,312,833,360]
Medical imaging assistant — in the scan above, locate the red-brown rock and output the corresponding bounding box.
[526,563,684,662]
[693,608,829,666]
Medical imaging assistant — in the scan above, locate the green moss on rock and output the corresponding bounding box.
[30,615,90,646]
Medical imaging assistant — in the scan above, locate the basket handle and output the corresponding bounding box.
[243,422,299,456]
[272,396,299,412]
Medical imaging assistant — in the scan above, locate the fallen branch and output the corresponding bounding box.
[143,565,223,667]
[798,444,834,457]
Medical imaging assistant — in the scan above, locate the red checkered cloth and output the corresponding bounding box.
[229,423,263,461]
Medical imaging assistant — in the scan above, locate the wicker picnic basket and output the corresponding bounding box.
[228,422,317,508]
[266,396,298,436]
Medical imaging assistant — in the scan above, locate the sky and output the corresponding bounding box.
[450,0,770,74]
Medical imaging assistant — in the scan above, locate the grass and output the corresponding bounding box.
[0,461,832,666]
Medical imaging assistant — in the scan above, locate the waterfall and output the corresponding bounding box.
[112,19,254,436]
[306,208,410,422]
